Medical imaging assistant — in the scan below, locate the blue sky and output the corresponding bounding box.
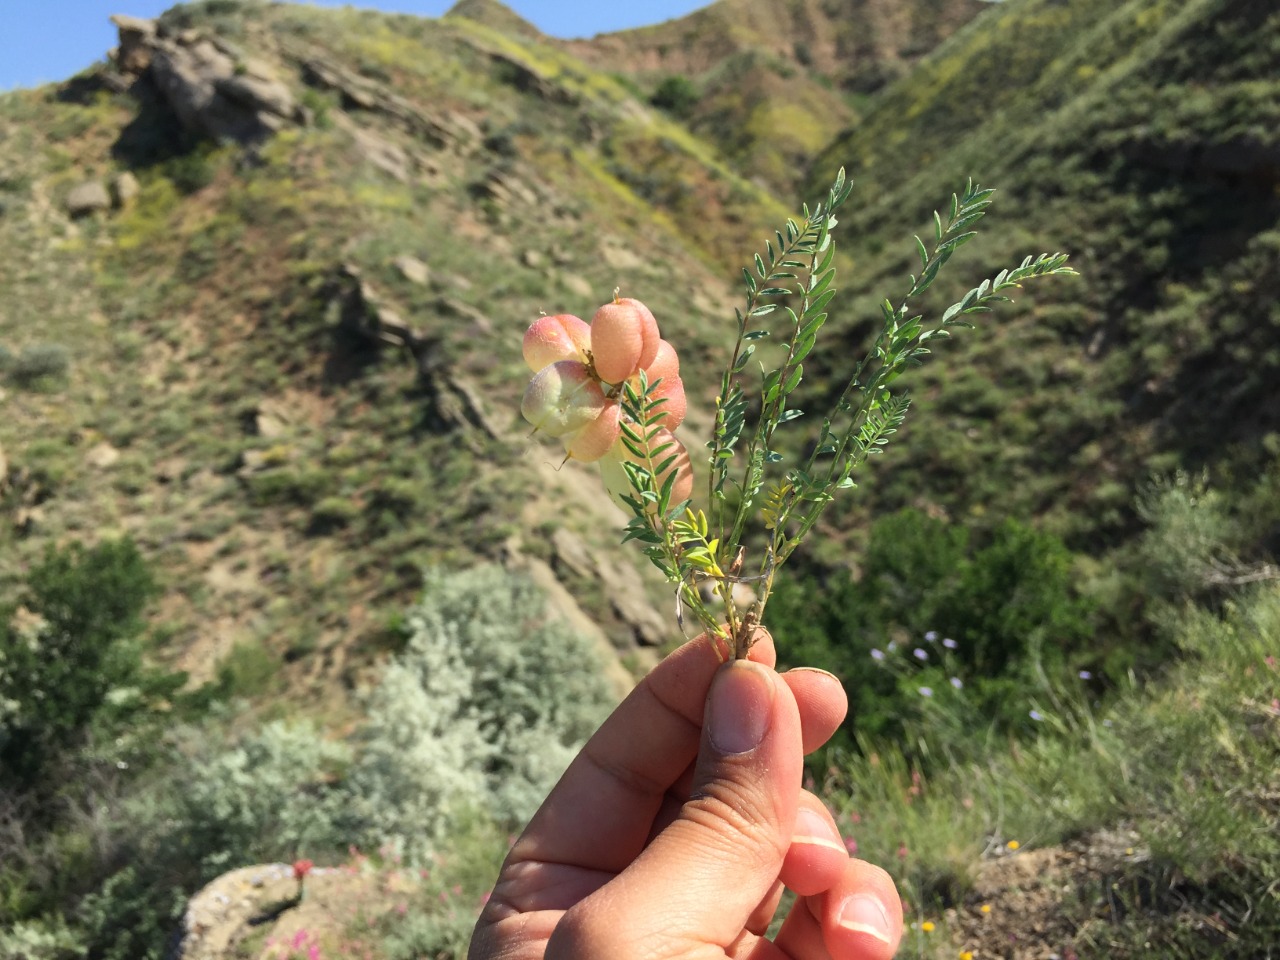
[0,1,711,92]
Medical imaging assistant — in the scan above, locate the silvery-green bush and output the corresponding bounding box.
[0,917,83,960]
[177,719,352,871]
[346,565,615,862]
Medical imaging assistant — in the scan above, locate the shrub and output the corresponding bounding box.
[1135,471,1242,602]
[7,343,70,389]
[771,509,1094,756]
[346,565,615,862]
[163,144,220,195]
[940,518,1093,680]
[650,76,699,118]
[0,539,167,784]
[0,916,83,960]
[212,638,279,698]
[176,720,351,872]
[310,496,360,533]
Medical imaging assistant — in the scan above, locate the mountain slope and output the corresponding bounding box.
[797,0,1280,555]
[550,0,990,196]
[0,0,787,704]
[561,0,989,92]
[2,2,1279,957]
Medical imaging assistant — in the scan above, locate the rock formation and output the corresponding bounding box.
[109,14,301,145]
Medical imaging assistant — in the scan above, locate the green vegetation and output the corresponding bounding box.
[772,509,1095,750]
[0,0,1275,954]
[649,75,698,118]
[828,578,1280,959]
[0,539,180,785]
[0,564,613,958]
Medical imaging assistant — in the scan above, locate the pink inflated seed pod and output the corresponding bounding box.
[643,339,680,384]
[520,360,606,437]
[523,314,591,372]
[591,299,648,384]
[647,375,687,431]
[616,297,660,370]
[562,400,622,463]
[598,428,693,515]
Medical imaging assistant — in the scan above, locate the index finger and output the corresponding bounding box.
[512,630,776,874]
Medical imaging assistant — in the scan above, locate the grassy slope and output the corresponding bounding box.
[838,582,1280,958]
[552,0,988,197]
[801,0,1280,558]
[0,0,788,714]
[1,0,1279,955]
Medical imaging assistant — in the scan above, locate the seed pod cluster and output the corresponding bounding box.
[520,294,693,511]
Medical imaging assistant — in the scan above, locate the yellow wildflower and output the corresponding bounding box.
[980,903,992,914]
[1007,840,1020,851]
[921,921,936,933]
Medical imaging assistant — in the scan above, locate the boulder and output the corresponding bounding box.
[111,171,140,207]
[215,72,295,120]
[434,295,492,335]
[110,14,157,74]
[347,124,411,182]
[560,273,595,300]
[149,37,296,143]
[66,181,111,217]
[111,17,299,146]
[85,442,121,469]
[391,254,430,285]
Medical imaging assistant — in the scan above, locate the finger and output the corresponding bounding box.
[772,895,830,960]
[653,668,849,843]
[782,668,848,754]
[781,793,848,897]
[745,879,786,937]
[665,670,846,806]
[515,629,776,875]
[816,859,902,959]
[568,660,804,948]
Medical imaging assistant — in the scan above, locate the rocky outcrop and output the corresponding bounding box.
[176,862,424,960]
[324,264,500,441]
[65,181,112,217]
[329,262,427,352]
[109,14,301,145]
[112,170,140,206]
[293,52,481,150]
[485,48,578,106]
[549,527,669,648]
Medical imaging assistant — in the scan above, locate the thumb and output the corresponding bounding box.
[586,659,802,949]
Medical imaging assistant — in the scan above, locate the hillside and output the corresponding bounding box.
[551,0,990,196]
[799,0,1280,559]
[560,0,988,93]
[0,0,791,706]
[1,0,1278,957]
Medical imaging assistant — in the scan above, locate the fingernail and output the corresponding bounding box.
[786,666,841,682]
[791,807,846,853]
[707,660,774,755]
[838,895,893,944]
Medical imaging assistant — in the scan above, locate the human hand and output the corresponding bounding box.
[469,629,903,959]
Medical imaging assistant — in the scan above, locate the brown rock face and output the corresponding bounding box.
[65,181,112,217]
[110,16,299,145]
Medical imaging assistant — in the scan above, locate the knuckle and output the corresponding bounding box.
[685,775,788,865]
[547,903,619,960]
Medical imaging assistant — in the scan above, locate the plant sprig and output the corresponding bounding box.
[619,169,1076,658]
